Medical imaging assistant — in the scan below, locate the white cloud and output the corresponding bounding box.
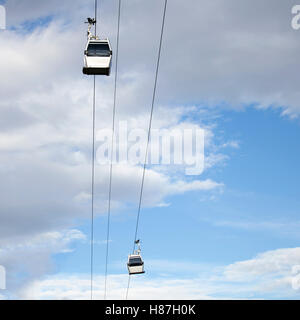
[221,141,240,149]
[224,247,300,281]
[3,0,300,117]
[0,21,224,245]
[169,179,223,194]
[15,247,300,300]
[0,229,86,297]
[17,273,215,300]
[0,229,86,250]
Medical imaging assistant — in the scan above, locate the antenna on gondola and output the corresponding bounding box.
[134,239,141,255]
[85,17,97,40]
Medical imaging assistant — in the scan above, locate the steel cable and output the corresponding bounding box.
[125,0,168,300]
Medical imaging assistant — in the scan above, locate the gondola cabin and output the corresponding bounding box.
[127,254,145,275]
[83,39,112,76]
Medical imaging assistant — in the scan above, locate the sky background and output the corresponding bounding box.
[1,0,300,299]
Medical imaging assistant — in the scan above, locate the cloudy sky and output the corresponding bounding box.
[1,0,300,300]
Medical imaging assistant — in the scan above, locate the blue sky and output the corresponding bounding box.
[49,106,300,299]
[1,0,300,299]
[54,107,300,268]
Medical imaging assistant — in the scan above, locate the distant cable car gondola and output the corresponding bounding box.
[127,240,145,275]
[83,18,112,76]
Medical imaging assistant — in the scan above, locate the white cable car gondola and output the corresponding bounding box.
[83,18,112,76]
[127,240,145,275]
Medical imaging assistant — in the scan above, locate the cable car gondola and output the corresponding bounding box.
[127,240,145,275]
[82,18,112,76]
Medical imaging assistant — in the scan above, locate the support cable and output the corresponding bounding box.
[90,0,98,301]
[125,0,168,300]
[104,0,122,300]
[95,0,98,35]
